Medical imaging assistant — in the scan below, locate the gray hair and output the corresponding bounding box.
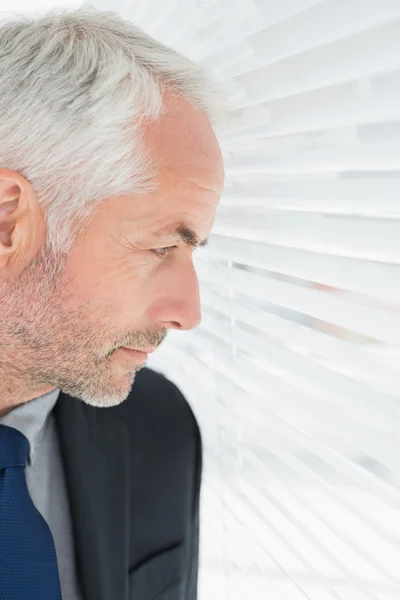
[0,5,230,272]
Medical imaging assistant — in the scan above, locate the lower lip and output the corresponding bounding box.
[120,348,149,360]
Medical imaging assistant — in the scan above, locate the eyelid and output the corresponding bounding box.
[151,245,179,257]
[150,242,203,258]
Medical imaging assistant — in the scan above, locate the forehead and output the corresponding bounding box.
[117,169,221,244]
[142,92,225,188]
[111,94,224,242]
[121,95,224,234]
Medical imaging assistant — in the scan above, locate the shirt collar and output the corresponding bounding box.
[0,388,61,466]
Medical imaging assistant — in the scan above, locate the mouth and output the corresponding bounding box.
[120,347,149,361]
[123,346,157,353]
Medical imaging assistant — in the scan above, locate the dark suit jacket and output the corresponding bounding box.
[53,366,202,600]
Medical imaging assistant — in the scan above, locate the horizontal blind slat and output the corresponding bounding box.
[205,0,400,79]
[197,264,400,344]
[197,237,400,300]
[230,20,400,107]
[199,290,400,393]
[211,212,400,262]
[222,179,400,215]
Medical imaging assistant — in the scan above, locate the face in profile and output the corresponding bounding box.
[0,93,224,412]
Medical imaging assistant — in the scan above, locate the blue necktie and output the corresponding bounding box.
[0,423,63,599]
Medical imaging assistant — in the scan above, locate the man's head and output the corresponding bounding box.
[0,8,227,416]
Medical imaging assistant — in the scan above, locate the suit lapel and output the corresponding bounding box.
[54,391,130,600]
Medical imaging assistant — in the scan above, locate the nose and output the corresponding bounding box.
[149,257,202,331]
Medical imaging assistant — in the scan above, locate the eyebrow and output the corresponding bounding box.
[152,223,209,249]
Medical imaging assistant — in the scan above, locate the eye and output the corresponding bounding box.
[151,245,179,258]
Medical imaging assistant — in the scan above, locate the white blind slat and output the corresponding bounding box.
[197,264,400,344]
[223,179,400,216]
[211,211,400,262]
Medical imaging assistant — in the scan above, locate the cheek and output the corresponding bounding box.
[63,244,157,320]
[106,268,153,321]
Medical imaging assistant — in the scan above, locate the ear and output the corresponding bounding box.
[0,169,46,281]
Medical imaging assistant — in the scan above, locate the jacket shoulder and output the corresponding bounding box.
[109,367,202,566]
[110,366,201,448]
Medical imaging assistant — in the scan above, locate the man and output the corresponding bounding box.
[0,7,226,600]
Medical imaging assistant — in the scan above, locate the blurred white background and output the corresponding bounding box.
[3,1,400,599]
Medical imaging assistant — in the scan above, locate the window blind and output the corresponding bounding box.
[114,1,400,598]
